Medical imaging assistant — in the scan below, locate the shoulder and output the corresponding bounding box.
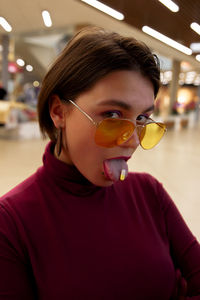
[0,172,42,265]
[0,169,42,218]
[113,172,173,211]
[124,171,163,194]
[0,168,45,250]
[130,172,173,210]
[127,171,158,184]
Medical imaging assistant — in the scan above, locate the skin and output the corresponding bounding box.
[50,70,155,187]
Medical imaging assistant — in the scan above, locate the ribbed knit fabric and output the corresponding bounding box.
[0,142,200,299]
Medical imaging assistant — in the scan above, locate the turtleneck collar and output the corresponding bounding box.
[40,141,103,196]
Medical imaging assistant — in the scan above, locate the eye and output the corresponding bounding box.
[102,110,122,119]
[136,114,149,125]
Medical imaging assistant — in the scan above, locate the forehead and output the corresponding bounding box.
[76,70,155,112]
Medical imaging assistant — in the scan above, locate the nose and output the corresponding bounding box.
[120,130,140,149]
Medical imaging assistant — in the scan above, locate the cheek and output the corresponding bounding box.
[63,118,117,186]
[65,119,102,164]
[65,124,107,183]
[66,118,93,148]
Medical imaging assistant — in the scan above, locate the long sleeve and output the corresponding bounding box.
[0,203,36,299]
[0,148,199,300]
[157,180,200,297]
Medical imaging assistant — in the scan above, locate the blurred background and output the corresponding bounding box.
[0,0,200,238]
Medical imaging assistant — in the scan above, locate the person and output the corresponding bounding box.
[0,26,200,300]
[0,85,7,100]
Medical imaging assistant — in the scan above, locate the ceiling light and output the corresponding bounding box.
[142,26,192,55]
[81,0,124,20]
[158,0,179,12]
[16,58,25,67]
[179,73,185,79]
[0,17,12,32]
[185,79,193,84]
[181,61,192,71]
[33,81,40,87]
[196,55,200,62]
[185,71,196,84]
[190,43,200,53]
[42,10,52,27]
[179,80,184,85]
[164,70,172,81]
[162,79,169,85]
[190,22,200,35]
[186,71,196,78]
[194,76,200,85]
[26,65,33,72]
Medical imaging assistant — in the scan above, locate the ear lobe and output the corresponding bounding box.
[49,94,65,129]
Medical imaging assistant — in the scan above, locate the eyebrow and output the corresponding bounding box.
[97,99,155,113]
[142,105,155,113]
[97,99,132,110]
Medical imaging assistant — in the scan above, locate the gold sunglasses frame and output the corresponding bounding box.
[67,99,167,149]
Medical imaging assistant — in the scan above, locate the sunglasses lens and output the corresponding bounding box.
[139,122,166,150]
[95,119,134,147]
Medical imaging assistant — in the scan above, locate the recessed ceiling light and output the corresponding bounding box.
[33,81,40,87]
[142,26,192,55]
[196,54,200,62]
[42,10,52,27]
[0,17,12,32]
[158,0,179,12]
[16,58,25,67]
[26,65,33,72]
[190,22,200,35]
[81,0,124,20]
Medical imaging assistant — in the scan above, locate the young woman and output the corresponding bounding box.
[0,27,199,299]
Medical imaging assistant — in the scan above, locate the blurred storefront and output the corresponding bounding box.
[0,1,200,139]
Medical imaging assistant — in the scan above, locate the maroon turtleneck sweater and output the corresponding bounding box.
[0,142,200,299]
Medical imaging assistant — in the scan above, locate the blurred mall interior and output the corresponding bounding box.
[0,0,200,239]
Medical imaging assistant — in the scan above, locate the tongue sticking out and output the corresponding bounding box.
[103,159,129,182]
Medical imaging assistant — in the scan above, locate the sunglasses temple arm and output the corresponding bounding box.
[68,100,96,125]
[157,121,167,131]
[148,117,167,131]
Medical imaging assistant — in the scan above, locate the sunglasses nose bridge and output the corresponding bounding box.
[119,126,140,148]
[135,124,144,137]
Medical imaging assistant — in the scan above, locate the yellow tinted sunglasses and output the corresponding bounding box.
[67,100,166,149]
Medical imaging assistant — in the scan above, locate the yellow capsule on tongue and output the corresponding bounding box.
[103,159,128,182]
[120,169,126,181]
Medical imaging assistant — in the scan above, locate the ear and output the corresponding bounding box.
[49,95,66,129]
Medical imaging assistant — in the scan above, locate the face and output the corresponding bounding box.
[58,70,155,187]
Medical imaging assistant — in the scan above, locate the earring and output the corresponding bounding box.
[56,128,62,157]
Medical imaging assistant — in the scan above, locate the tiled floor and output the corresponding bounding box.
[0,121,200,240]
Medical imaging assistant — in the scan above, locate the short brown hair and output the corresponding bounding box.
[37,26,160,141]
